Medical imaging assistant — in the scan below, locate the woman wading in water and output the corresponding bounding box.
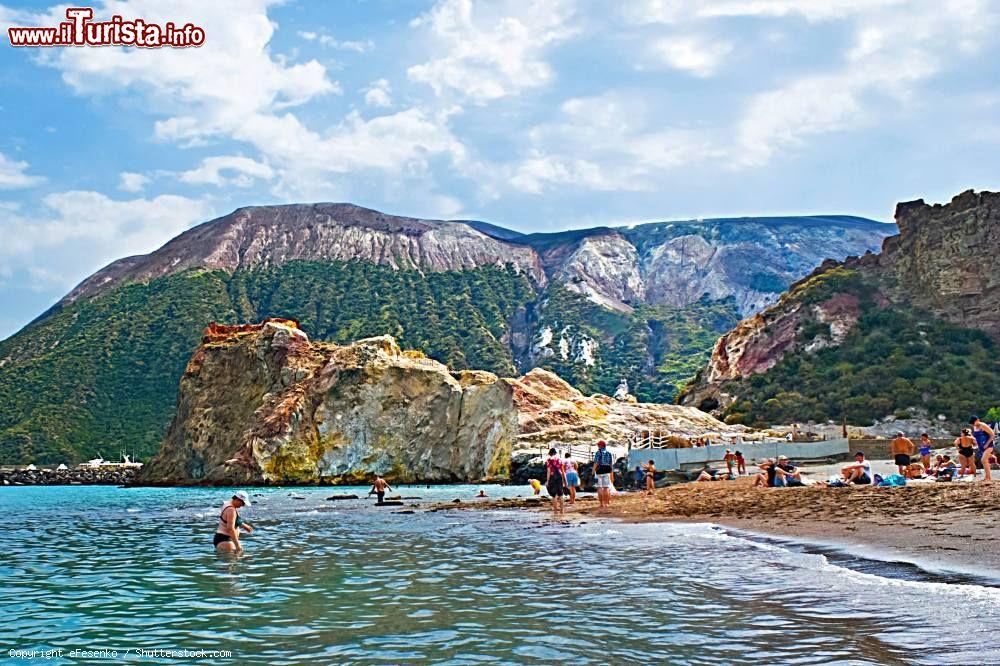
[214,490,254,553]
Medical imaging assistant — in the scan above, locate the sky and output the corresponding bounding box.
[1,0,999,339]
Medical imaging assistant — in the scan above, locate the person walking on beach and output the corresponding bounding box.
[592,440,614,509]
[214,490,254,553]
[970,416,996,482]
[545,448,567,515]
[368,475,392,504]
[735,450,746,476]
[723,449,736,477]
[564,453,580,504]
[955,428,978,478]
[644,459,656,495]
[918,433,933,470]
[890,432,916,475]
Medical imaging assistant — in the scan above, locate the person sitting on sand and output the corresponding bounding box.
[634,465,645,490]
[904,463,926,480]
[775,455,805,486]
[841,451,873,485]
[735,450,746,476]
[971,416,996,482]
[934,454,957,480]
[890,431,916,476]
[564,453,580,504]
[368,475,393,504]
[955,428,978,478]
[753,459,780,487]
[918,433,933,470]
[643,459,656,495]
[214,490,254,553]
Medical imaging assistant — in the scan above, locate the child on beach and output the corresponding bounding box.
[918,433,933,470]
[735,451,746,476]
[564,453,580,504]
[723,450,736,477]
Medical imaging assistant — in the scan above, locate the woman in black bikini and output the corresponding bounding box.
[955,429,978,479]
[214,490,253,552]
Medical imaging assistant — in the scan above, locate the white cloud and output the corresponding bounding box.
[734,1,996,166]
[33,1,338,148]
[407,0,579,103]
[0,191,213,292]
[298,30,373,52]
[118,171,150,192]
[0,152,43,189]
[364,79,393,108]
[177,155,274,187]
[649,35,733,77]
[623,0,909,24]
[507,95,720,193]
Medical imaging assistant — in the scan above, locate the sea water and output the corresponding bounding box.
[2,485,998,665]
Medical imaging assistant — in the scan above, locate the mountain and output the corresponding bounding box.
[0,203,891,464]
[137,319,739,485]
[680,189,1000,427]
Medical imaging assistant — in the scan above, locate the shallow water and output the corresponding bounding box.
[2,486,998,665]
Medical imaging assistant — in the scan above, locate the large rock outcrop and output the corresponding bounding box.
[138,319,740,485]
[681,189,1000,417]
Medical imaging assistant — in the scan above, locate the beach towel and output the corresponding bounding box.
[877,474,907,487]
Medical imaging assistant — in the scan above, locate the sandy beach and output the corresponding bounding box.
[444,469,1000,575]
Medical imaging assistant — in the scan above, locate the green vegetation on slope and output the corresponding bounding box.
[0,261,535,464]
[532,286,739,403]
[723,302,1000,427]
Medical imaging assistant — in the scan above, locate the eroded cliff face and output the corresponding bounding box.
[138,319,738,485]
[138,320,518,485]
[680,189,1000,414]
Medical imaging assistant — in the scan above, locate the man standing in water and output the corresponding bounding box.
[368,475,392,504]
[592,440,615,509]
[890,432,916,475]
[214,490,253,553]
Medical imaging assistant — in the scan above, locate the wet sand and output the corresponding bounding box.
[444,475,1000,574]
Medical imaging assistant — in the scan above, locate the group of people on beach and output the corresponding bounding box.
[540,440,620,514]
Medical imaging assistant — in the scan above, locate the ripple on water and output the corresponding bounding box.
[2,486,999,665]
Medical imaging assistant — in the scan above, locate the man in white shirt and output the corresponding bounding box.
[841,451,872,485]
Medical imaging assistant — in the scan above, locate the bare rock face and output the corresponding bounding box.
[681,189,1000,412]
[510,368,741,449]
[138,320,519,485]
[64,203,546,304]
[880,190,1000,335]
[138,320,739,485]
[552,232,645,312]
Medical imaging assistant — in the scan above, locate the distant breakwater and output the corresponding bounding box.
[1,467,137,486]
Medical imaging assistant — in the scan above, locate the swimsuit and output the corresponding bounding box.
[213,506,243,546]
[919,446,932,456]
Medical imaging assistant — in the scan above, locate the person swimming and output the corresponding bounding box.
[214,490,253,553]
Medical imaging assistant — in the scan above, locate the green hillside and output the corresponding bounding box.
[0,261,535,464]
[719,272,1000,427]
[531,286,740,403]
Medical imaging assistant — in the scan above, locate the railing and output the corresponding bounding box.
[535,443,598,463]
[628,430,677,450]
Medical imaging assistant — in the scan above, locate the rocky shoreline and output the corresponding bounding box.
[0,467,137,486]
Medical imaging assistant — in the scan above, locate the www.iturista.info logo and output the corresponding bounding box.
[7,7,205,48]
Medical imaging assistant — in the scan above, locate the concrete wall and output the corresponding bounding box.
[846,437,951,461]
[628,438,850,471]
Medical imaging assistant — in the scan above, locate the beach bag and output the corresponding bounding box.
[873,474,884,486]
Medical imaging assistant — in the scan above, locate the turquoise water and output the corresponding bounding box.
[2,485,999,665]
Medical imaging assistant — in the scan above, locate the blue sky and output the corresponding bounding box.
[1,0,999,339]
